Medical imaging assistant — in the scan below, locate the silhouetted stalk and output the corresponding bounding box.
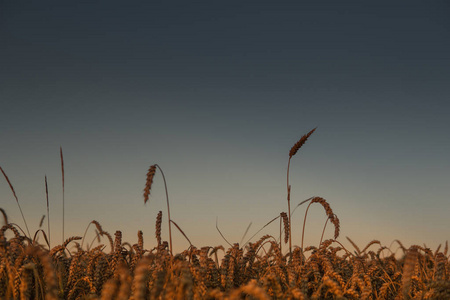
[287,127,316,255]
[60,147,65,244]
[239,222,252,245]
[301,201,314,250]
[279,215,283,253]
[243,215,279,247]
[45,175,50,248]
[0,166,31,238]
[170,219,191,247]
[319,216,330,247]
[216,217,232,247]
[287,157,292,256]
[155,164,173,256]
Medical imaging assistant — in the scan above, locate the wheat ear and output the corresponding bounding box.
[143,165,156,203]
[156,211,162,246]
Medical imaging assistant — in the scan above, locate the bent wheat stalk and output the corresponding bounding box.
[144,164,173,256]
[301,196,339,249]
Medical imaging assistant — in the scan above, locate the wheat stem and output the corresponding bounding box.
[45,175,50,248]
[0,166,31,238]
[287,128,316,254]
[60,147,65,244]
[154,164,173,256]
[287,157,292,256]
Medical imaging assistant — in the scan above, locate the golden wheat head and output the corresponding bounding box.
[289,127,317,158]
[143,165,157,204]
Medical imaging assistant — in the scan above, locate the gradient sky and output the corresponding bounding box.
[1,1,449,254]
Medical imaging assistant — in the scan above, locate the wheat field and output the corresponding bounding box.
[1,129,449,299]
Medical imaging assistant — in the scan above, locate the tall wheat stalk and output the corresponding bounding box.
[287,128,316,255]
[45,175,50,247]
[60,147,65,244]
[144,164,173,256]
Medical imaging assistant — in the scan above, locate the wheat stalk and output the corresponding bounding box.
[143,164,173,256]
[45,175,51,248]
[60,147,65,244]
[286,128,316,255]
[0,166,31,238]
[301,196,338,249]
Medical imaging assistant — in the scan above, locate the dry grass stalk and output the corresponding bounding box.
[45,175,50,247]
[240,222,252,245]
[216,217,232,247]
[60,147,65,244]
[170,220,192,247]
[0,166,30,238]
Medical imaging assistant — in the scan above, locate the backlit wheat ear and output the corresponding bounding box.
[156,211,162,246]
[280,212,289,244]
[143,165,157,204]
[289,127,317,158]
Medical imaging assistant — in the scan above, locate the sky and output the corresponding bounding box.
[1,1,449,255]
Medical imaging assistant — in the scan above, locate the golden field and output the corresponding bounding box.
[1,129,449,299]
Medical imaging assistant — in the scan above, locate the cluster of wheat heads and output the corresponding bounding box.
[1,129,449,299]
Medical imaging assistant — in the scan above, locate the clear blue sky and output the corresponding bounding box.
[1,1,449,254]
